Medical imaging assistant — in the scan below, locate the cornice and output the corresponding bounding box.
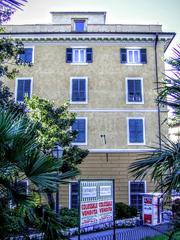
[0,32,175,50]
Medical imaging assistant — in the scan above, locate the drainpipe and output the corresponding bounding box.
[154,33,162,150]
[154,34,164,218]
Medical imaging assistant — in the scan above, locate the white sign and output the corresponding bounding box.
[82,186,97,198]
[100,186,112,196]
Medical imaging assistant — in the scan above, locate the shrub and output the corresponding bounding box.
[115,202,138,219]
[60,208,78,228]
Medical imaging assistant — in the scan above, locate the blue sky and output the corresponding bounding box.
[9,0,180,55]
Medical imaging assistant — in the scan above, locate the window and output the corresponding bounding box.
[18,47,34,64]
[74,20,85,32]
[120,48,147,64]
[129,181,146,212]
[70,77,88,104]
[126,78,143,103]
[70,182,78,209]
[15,78,32,102]
[72,118,87,145]
[66,48,93,63]
[128,118,145,144]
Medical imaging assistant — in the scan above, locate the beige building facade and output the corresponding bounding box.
[2,12,175,211]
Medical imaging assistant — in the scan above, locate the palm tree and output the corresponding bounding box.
[0,109,77,239]
[129,138,180,196]
[0,0,27,10]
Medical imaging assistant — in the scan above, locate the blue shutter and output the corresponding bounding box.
[72,79,78,101]
[66,48,72,63]
[17,80,24,102]
[136,119,143,143]
[19,48,33,63]
[24,80,31,99]
[128,80,134,102]
[140,49,147,64]
[79,79,86,101]
[129,119,136,143]
[135,80,142,102]
[86,48,93,63]
[120,49,127,63]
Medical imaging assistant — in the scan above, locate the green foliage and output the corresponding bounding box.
[0,36,25,79]
[0,109,77,239]
[157,45,180,127]
[60,208,78,228]
[129,138,180,197]
[26,96,89,172]
[115,202,138,219]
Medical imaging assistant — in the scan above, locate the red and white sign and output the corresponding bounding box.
[80,180,114,228]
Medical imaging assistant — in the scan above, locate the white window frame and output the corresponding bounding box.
[125,77,144,104]
[70,77,88,104]
[127,49,141,64]
[127,117,146,145]
[128,180,147,206]
[15,77,33,103]
[72,48,87,64]
[72,117,88,145]
[68,181,78,209]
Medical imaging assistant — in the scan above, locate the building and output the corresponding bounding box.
[2,12,175,212]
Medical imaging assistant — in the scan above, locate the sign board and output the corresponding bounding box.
[79,180,114,228]
[143,193,162,226]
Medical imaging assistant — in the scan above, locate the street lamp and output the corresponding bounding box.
[52,143,63,214]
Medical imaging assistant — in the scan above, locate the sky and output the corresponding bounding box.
[8,0,180,56]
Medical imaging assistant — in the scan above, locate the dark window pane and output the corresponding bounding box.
[71,182,78,209]
[19,48,33,63]
[128,79,142,102]
[72,79,86,102]
[17,79,31,102]
[72,119,86,143]
[75,21,85,32]
[129,119,143,143]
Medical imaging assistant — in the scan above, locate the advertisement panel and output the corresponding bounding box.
[79,180,114,228]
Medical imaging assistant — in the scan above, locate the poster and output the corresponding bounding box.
[79,180,114,228]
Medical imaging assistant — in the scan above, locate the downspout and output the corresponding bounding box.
[154,33,162,150]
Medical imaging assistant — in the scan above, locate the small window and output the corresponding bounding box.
[18,47,34,64]
[16,78,32,102]
[126,78,143,103]
[70,77,88,104]
[128,118,145,144]
[66,48,93,64]
[70,182,78,209]
[72,118,87,145]
[120,48,147,64]
[129,181,146,212]
[74,20,85,32]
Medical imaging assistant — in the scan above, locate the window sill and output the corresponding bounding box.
[126,102,144,105]
[70,101,88,104]
[72,142,87,146]
[70,63,88,66]
[123,63,144,66]
[127,142,146,146]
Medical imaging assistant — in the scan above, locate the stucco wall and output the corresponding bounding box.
[6,42,166,149]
